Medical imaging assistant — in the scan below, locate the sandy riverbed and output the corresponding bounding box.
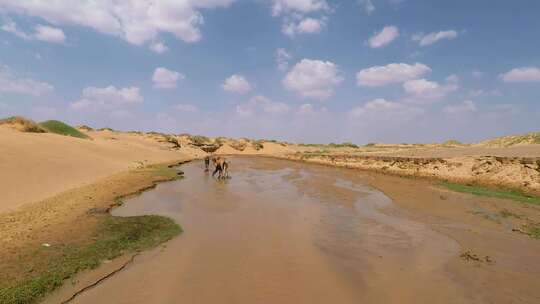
[46,157,540,304]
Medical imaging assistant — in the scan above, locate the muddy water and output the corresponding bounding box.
[70,157,465,303]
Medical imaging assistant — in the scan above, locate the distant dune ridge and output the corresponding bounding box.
[1,115,539,212]
[0,116,89,139]
[476,132,540,147]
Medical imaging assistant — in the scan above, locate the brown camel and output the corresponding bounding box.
[212,156,229,179]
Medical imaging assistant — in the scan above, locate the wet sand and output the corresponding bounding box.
[47,157,540,304]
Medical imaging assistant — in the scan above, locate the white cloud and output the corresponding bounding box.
[499,67,540,83]
[359,0,375,14]
[356,63,431,87]
[271,0,329,16]
[173,104,198,112]
[0,65,54,96]
[403,78,458,102]
[446,74,459,83]
[443,100,476,114]
[149,41,169,54]
[296,103,327,116]
[152,67,184,89]
[349,98,423,120]
[70,86,142,111]
[2,20,65,43]
[276,48,292,71]
[368,25,399,48]
[413,30,458,46]
[282,17,325,37]
[1,19,31,39]
[468,89,485,97]
[236,95,290,117]
[222,74,251,94]
[0,0,235,46]
[34,25,66,43]
[284,59,343,100]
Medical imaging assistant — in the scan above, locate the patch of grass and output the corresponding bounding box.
[499,209,522,219]
[0,116,46,133]
[442,139,464,147]
[0,215,181,304]
[97,127,115,132]
[298,143,325,147]
[527,225,540,239]
[328,142,359,149]
[189,135,210,146]
[252,140,264,150]
[441,182,540,205]
[229,141,247,151]
[39,120,90,139]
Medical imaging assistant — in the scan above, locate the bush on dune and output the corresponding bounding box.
[0,116,46,133]
[39,120,90,139]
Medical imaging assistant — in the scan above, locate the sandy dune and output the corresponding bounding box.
[0,127,197,213]
[2,125,540,213]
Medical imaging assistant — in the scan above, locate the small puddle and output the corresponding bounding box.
[67,157,463,303]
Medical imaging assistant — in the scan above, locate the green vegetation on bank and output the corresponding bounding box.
[528,225,540,239]
[0,215,181,304]
[440,182,540,205]
[298,142,359,148]
[39,120,90,139]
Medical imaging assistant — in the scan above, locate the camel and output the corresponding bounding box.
[212,156,229,179]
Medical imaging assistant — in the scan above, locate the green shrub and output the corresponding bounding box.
[39,120,90,139]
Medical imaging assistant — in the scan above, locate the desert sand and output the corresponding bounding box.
[2,124,539,214]
[1,121,540,303]
[0,127,201,213]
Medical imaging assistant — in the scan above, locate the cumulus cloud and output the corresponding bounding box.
[0,0,234,46]
[284,59,343,99]
[70,86,142,111]
[271,0,329,16]
[368,25,399,48]
[149,41,169,54]
[296,103,327,116]
[443,100,476,114]
[222,74,252,94]
[403,78,458,102]
[0,65,54,96]
[173,104,198,112]
[356,62,431,87]
[34,25,66,43]
[349,98,423,121]
[412,30,458,46]
[1,20,30,39]
[276,48,292,71]
[282,17,325,37]
[359,0,375,14]
[446,74,459,83]
[1,20,65,43]
[236,95,290,117]
[499,67,540,83]
[152,67,185,89]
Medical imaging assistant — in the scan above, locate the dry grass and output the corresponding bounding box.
[0,116,46,133]
[230,140,247,151]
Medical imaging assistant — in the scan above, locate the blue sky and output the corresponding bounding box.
[0,0,539,144]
